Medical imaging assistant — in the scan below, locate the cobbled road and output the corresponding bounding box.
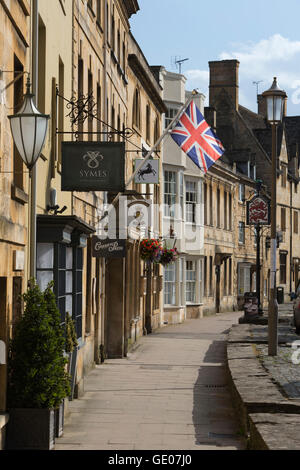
[55,312,245,450]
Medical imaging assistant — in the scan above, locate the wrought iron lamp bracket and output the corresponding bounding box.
[56,89,134,141]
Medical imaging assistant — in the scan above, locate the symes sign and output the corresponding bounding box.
[61,142,125,192]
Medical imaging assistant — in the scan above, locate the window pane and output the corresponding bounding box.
[65,295,73,315]
[37,271,53,292]
[66,247,73,269]
[164,171,177,217]
[66,271,73,293]
[164,263,176,305]
[59,270,66,296]
[186,261,196,303]
[59,244,66,269]
[37,243,54,269]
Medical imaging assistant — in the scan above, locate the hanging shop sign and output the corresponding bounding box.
[61,142,125,192]
[91,236,126,258]
[247,195,270,226]
[134,159,159,184]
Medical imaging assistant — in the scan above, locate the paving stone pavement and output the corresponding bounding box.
[55,312,245,451]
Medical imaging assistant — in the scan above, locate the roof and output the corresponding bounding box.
[238,105,267,130]
[253,127,284,159]
[123,0,140,18]
[283,116,300,159]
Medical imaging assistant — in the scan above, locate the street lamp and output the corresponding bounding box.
[8,77,49,171]
[8,76,49,279]
[163,226,177,250]
[262,77,287,356]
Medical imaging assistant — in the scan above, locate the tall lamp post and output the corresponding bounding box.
[262,77,287,356]
[8,76,49,280]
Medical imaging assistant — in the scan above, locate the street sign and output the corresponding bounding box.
[91,236,126,258]
[247,195,270,225]
[61,142,125,192]
[134,159,159,184]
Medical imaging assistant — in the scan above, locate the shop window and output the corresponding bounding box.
[37,243,83,338]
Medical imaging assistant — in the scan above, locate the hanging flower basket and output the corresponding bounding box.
[140,239,163,263]
[159,247,179,266]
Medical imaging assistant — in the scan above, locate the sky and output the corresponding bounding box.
[130,0,300,116]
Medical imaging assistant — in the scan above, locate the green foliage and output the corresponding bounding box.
[8,280,71,409]
[65,312,78,354]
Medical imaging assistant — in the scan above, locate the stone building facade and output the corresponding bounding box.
[0,0,31,447]
[206,59,300,312]
[158,68,206,323]
[0,0,166,447]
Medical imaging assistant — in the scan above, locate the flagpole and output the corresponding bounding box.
[101,90,199,220]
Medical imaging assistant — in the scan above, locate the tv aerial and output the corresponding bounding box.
[253,80,263,101]
[171,56,189,74]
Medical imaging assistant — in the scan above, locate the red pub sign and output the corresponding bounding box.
[246,195,270,226]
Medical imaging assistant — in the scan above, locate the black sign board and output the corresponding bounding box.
[61,142,125,192]
[92,236,126,258]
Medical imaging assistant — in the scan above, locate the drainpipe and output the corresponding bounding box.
[101,0,108,355]
[29,0,39,280]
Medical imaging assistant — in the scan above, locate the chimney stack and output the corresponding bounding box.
[209,60,240,111]
[257,94,267,117]
[204,107,217,132]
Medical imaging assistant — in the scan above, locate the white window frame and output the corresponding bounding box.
[164,262,176,306]
[165,105,180,129]
[164,170,177,218]
[186,259,197,304]
[185,179,198,224]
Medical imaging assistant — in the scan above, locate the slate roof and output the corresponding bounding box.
[238,105,267,130]
[283,116,300,159]
[253,127,284,159]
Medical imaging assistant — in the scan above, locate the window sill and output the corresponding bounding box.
[11,184,29,205]
[164,305,183,309]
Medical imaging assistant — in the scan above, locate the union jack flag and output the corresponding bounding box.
[170,100,225,173]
